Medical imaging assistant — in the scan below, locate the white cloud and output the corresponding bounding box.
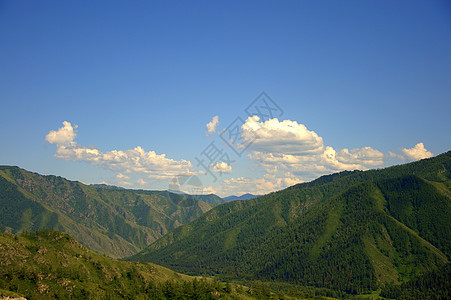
[189,185,217,195]
[244,117,387,186]
[401,143,433,161]
[241,116,324,155]
[335,147,384,167]
[168,175,217,195]
[213,174,302,197]
[137,178,147,186]
[321,146,363,171]
[116,173,130,180]
[206,116,219,135]
[215,177,276,196]
[387,151,406,161]
[46,121,196,179]
[211,162,232,173]
[200,186,217,194]
[45,121,77,145]
[247,146,370,179]
[118,181,132,186]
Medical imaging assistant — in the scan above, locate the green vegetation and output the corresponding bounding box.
[0,166,218,258]
[0,229,294,299]
[130,151,451,295]
[380,263,451,299]
[1,152,450,297]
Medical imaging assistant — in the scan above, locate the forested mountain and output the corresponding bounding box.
[131,189,225,205]
[0,166,217,258]
[0,230,274,299]
[223,193,260,201]
[380,263,450,299]
[130,151,451,295]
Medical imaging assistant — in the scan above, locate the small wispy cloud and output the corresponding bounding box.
[116,173,131,180]
[206,116,219,136]
[387,151,406,161]
[137,178,147,186]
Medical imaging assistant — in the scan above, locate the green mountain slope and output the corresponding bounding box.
[0,166,216,258]
[380,263,451,299]
[0,230,273,299]
[130,151,451,294]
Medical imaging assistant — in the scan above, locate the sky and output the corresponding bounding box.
[1,0,450,197]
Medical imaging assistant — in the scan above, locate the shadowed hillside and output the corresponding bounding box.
[0,166,218,258]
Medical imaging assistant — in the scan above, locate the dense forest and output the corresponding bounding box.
[130,151,451,296]
[380,263,450,299]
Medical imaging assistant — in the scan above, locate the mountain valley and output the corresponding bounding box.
[0,166,219,258]
[1,152,450,298]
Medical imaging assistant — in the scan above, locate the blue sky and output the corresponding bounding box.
[1,0,450,196]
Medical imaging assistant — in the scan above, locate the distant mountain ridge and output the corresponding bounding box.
[129,151,451,295]
[0,166,221,258]
[223,193,260,201]
[92,184,226,205]
[90,183,125,190]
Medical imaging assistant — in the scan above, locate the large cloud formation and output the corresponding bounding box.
[46,121,195,180]
[243,117,385,180]
[401,143,434,160]
[213,117,434,196]
[242,116,324,155]
[46,119,435,197]
[241,116,433,191]
[210,117,435,197]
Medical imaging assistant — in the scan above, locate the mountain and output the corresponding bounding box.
[0,166,216,258]
[139,190,225,205]
[129,151,451,295]
[0,229,271,299]
[93,185,226,206]
[90,183,126,190]
[223,193,260,201]
[380,263,450,299]
[194,194,226,205]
